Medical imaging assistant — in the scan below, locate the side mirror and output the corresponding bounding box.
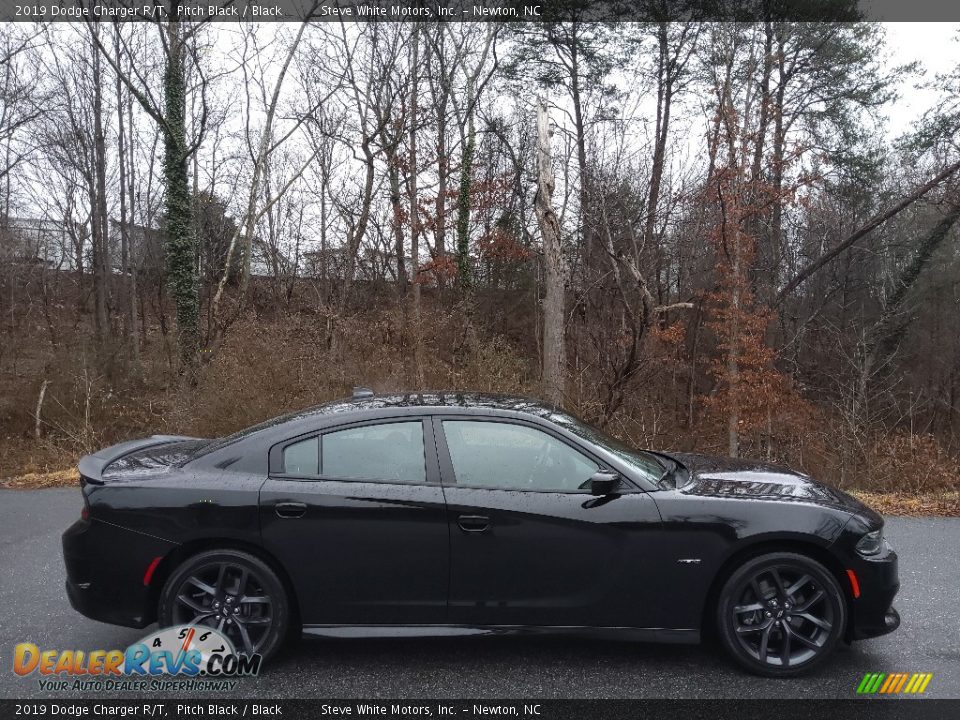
[589,471,620,496]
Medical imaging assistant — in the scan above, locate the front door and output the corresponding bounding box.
[435,416,662,628]
[260,418,448,625]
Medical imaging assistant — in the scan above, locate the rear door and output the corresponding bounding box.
[435,416,663,628]
[259,417,449,625]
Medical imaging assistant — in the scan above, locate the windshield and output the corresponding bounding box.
[547,411,665,484]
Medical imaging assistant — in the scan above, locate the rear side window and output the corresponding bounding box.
[281,421,426,483]
[283,437,319,476]
[323,422,425,483]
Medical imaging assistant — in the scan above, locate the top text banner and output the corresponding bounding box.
[1,0,955,22]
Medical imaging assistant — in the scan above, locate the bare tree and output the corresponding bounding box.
[207,13,322,356]
[84,11,216,368]
[536,99,566,407]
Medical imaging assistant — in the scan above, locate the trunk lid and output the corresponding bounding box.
[78,436,207,484]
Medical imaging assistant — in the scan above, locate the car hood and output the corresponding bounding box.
[667,452,881,522]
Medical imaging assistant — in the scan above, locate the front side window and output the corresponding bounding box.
[442,420,599,492]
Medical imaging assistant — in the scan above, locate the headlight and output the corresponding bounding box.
[856,528,884,556]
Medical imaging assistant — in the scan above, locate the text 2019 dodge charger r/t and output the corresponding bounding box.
[62,390,900,676]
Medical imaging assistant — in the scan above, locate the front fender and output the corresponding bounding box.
[647,490,853,630]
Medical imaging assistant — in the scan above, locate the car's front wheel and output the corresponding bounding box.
[716,552,846,677]
[158,549,290,660]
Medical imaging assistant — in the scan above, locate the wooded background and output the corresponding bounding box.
[2,16,960,493]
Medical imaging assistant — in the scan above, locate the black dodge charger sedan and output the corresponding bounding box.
[62,390,900,676]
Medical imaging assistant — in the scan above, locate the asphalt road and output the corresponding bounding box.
[0,488,957,699]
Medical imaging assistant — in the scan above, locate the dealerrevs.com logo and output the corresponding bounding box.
[13,625,261,692]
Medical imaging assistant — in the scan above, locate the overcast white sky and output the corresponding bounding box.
[197,22,959,145]
[885,22,960,136]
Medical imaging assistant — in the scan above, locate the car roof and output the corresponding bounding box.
[287,391,559,422]
[200,392,562,457]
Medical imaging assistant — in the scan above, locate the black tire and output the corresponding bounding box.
[716,552,846,677]
[158,549,290,661]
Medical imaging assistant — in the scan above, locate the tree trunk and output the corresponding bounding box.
[454,76,476,289]
[749,21,773,190]
[319,164,329,295]
[163,15,199,366]
[726,236,741,459]
[126,78,142,355]
[645,22,678,304]
[90,32,110,351]
[114,26,140,373]
[644,22,673,254]
[408,27,424,387]
[569,42,590,263]
[535,99,566,408]
[721,67,742,459]
[341,138,376,310]
[428,29,449,289]
[387,156,408,290]
[435,94,448,288]
[767,37,787,288]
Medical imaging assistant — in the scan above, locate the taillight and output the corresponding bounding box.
[81,506,89,521]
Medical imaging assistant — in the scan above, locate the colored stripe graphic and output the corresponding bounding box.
[904,674,919,693]
[857,672,933,694]
[857,673,877,694]
[906,673,932,694]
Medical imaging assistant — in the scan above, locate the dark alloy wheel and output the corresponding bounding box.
[717,552,846,677]
[158,549,289,659]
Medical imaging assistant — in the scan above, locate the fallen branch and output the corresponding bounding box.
[774,158,960,307]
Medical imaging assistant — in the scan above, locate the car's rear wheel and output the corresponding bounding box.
[716,552,846,677]
[158,549,289,660]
